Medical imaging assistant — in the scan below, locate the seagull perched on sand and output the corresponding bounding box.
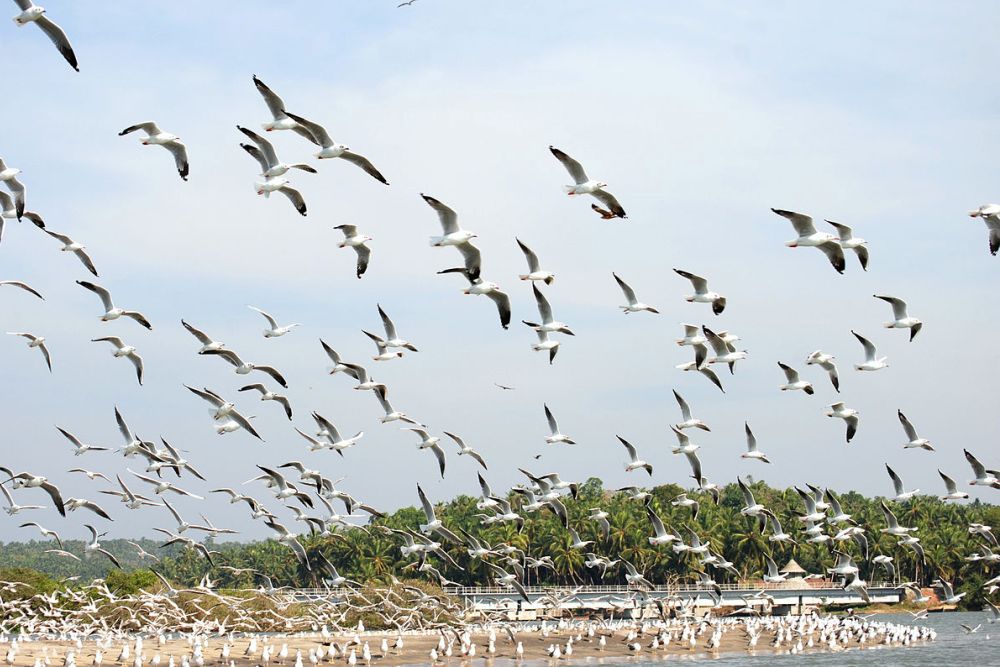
[613,273,658,314]
[283,110,388,184]
[897,410,933,451]
[11,1,78,71]
[674,269,726,315]
[778,362,813,394]
[851,331,888,371]
[549,146,626,218]
[516,239,555,285]
[248,306,300,338]
[91,337,144,385]
[805,350,840,392]
[969,204,1000,255]
[873,295,922,341]
[41,229,99,276]
[825,402,859,442]
[544,404,575,445]
[6,332,51,371]
[76,281,152,329]
[334,225,372,279]
[771,208,846,273]
[119,122,189,180]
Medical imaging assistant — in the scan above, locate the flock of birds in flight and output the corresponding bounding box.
[2,0,1000,637]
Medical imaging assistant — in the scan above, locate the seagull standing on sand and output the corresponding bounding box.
[549,146,626,218]
[76,281,152,329]
[11,1,78,71]
[874,295,922,341]
[91,337,144,385]
[334,225,372,279]
[283,111,388,184]
[771,208,846,273]
[674,269,726,315]
[6,332,51,371]
[852,331,888,371]
[612,273,658,314]
[119,122,189,181]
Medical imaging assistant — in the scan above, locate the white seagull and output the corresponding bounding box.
[41,229,99,276]
[443,432,488,470]
[373,386,421,426]
[825,402,859,443]
[119,122,189,180]
[969,203,1000,255]
[516,239,555,285]
[376,304,418,351]
[421,194,477,247]
[404,428,447,479]
[248,305,300,338]
[938,470,969,501]
[897,410,933,451]
[54,426,108,456]
[6,331,51,371]
[11,1,78,71]
[181,320,225,354]
[741,423,770,463]
[616,436,652,476]
[885,464,919,501]
[613,273,659,314]
[202,348,287,387]
[255,175,307,216]
[673,390,710,431]
[0,158,25,220]
[805,350,840,392]
[674,269,726,315]
[544,404,575,445]
[770,208,846,274]
[965,449,1000,489]
[251,75,316,139]
[91,336,144,385]
[778,362,813,394]
[334,225,372,279]
[184,385,262,440]
[239,383,293,420]
[283,110,388,184]
[549,146,626,218]
[874,295,922,341]
[438,267,511,329]
[851,331,888,371]
[0,280,43,300]
[76,281,152,329]
[826,220,869,270]
[237,125,317,177]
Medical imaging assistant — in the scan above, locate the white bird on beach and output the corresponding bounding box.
[119,122,189,181]
[76,281,152,329]
[897,410,933,451]
[334,225,372,279]
[771,208,846,274]
[741,423,770,463]
[11,1,78,71]
[248,306,300,338]
[613,273,658,314]
[283,110,388,184]
[516,239,555,285]
[825,402,859,442]
[805,350,840,392]
[6,332,51,371]
[91,337,144,385]
[852,331,888,371]
[674,269,726,315]
[41,229,99,276]
[544,404,575,445]
[778,362,813,394]
[826,220,869,270]
[874,295,922,341]
[549,146,626,218]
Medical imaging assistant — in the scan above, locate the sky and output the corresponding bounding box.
[1,1,999,541]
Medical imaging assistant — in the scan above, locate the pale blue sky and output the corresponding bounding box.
[1,1,998,539]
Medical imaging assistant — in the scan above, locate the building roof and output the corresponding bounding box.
[780,558,808,574]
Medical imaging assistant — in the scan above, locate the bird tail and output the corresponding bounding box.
[562,185,576,195]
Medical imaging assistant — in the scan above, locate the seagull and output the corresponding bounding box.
[616,436,652,476]
[255,175,307,215]
[263,519,311,568]
[362,330,403,361]
[852,331,888,371]
[437,267,511,329]
[703,326,747,371]
[416,485,461,543]
[129,469,203,499]
[544,404,575,445]
[527,326,559,364]
[0,158,25,220]
[0,280,43,300]
[896,410,933,451]
[516,239,555,285]
[76,281,152,329]
[334,225,372,279]
[443,432,488,470]
[181,320,225,354]
[373,386,421,425]
[676,360,725,393]
[969,204,1000,255]
[202,348,287,387]
[778,362,813,394]
[825,402,859,442]
[549,146,626,218]
[376,304,418,351]
[674,269,726,315]
[673,390,710,431]
[675,324,708,366]
[771,208,846,273]
[805,350,840,392]
[762,511,795,545]
[339,362,384,391]
[874,295,922,341]
[6,332,51,371]
[612,273,659,314]
[421,194,478,250]
[40,229,99,276]
[63,497,112,520]
[54,427,108,456]
[1,484,44,515]
[68,468,110,482]
[91,337,144,385]
[11,1,77,71]
[239,384,292,420]
[738,477,767,521]
[184,385,262,440]
[248,305,300,338]
[397,0,418,6]
[283,110,388,184]
[879,500,917,536]
[523,283,574,336]
[306,413,363,455]
[237,125,317,177]
[251,75,317,139]
[964,449,1000,488]
[18,521,63,546]
[741,423,770,463]
[826,220,869,270]
[0,469,66,516]
[119,122,189,180]
[885,464,919,501]
[404,428,447,478]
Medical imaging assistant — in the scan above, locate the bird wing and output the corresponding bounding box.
[817,241,846,273]
[248,306,279,329]
[119,122,160,136]
[589,189,626,218]
[417,484,435,522]
[254,364,288,388]
[420,194,459,234]
[185,384,225,408]
[429,443,447,478]
[516,238,540,272]
[613,273,637,304]
[825,220,854,241]
[77,281,113,310]
[486,289,511,329]
[548,146,588,184]
[673,268,707,293]
[771,208,817,236]
[252,76,288,120]
[777,362,799,383]
[965,449,987,477]
[237,125,278,165]
[240,143,272,173]
[164,141,189,180]
[544,404,559,434]
[377,304,399,340]
[616,436,638,461]
[897,410,918,441]
[673,390,693,421]
[282,110,332,146]
[875,295,908,320]
[354,243,371,278]
[181,320,213,345]
[277,184,307,216]
[40,482,66,516]
[684,451,702,481]
[339,150,388,185]
[852,331,877,360]
[744,424,757,452]
[531,283,553,321]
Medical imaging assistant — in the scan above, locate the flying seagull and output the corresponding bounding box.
[237,125,317,177]
[76,281,152,329]
[851,331,888,371]
[6,332,51,371]
[283,110,388,184]
[778,362,813,394]
[805,350,840,392]
[897,410,933,451]
[771,208,846,274]
[969,203,1000,255]
[0,158,25,220]
[91,337,144,385]
[674,269,726,315]
[873,295,922,341]
[11,0,78,71]
[826,220,869,270]
[0,280,43,300]
[549,146,626,218]
[613,273,659,314]
[334,225,372,279]
[516,238,555,285]
[119,122,189,180]
[41,229,99,276]
[825,402,859,443]
[248,306,300,338]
